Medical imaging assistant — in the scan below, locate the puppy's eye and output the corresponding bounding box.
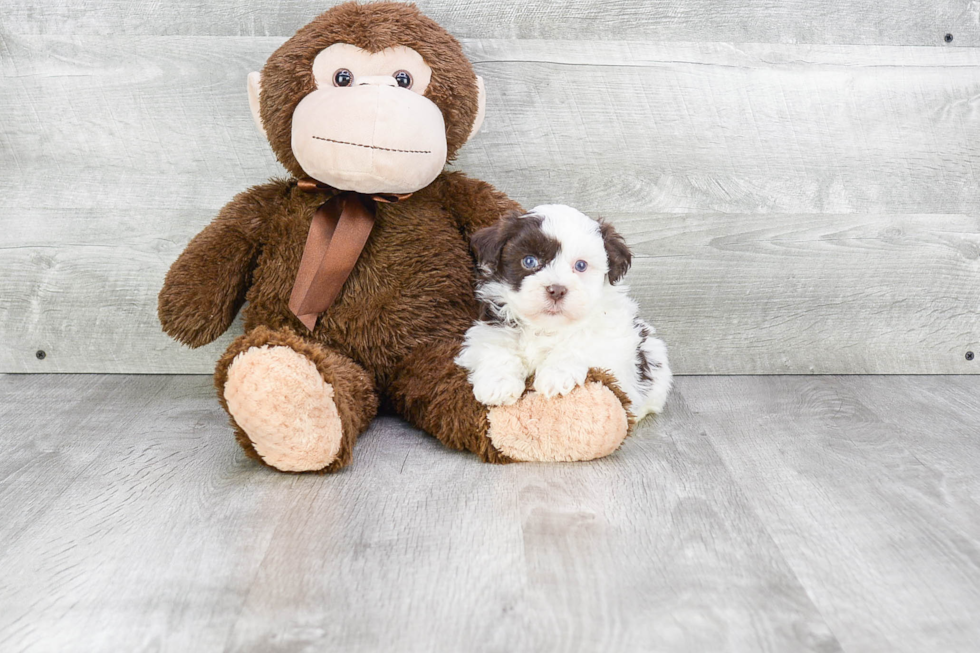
[521,255,539,270]
[333,69,353,87]
[393,70,413,89]
[574,260,588,272]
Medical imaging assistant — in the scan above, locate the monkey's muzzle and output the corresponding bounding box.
[291,85,448,195]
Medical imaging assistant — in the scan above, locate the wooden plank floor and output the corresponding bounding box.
[1,375,978,653]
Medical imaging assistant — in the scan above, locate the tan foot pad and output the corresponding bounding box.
[224,345,343,472]
[487,381,629,462]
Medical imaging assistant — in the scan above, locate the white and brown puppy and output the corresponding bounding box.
[456,204,671,420]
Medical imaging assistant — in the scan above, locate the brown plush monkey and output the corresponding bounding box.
[158,2,631,472]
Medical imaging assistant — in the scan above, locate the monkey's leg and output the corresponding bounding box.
[388,339,632,463]
[215,326,378,472]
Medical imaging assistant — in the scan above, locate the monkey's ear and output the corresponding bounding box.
[247,71,267,138]
[599,219,632,284]
[466,76,487,143]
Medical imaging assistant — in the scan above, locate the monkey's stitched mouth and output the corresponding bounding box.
[313,135,431,154]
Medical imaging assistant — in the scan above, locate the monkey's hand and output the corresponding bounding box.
[158,183,281,348]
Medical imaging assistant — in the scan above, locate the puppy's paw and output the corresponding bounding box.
[472,373,527,406]
[533,364,589,398]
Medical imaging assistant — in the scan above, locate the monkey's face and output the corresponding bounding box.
[293,44,447,194]
[250,42,485,195]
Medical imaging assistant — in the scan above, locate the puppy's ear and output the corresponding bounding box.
[471,210,523,275]
[599,219,632,284]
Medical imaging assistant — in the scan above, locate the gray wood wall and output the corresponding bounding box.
[2,1,978,374]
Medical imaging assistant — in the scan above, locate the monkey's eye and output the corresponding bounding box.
[574,260,588,272]
[393,70,413,89]
[521,255,539,270]
[333,69,353,87]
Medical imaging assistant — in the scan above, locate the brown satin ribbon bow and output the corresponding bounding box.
[288,178,411,332]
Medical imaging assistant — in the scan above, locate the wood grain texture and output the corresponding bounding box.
[4,374,980,651]
[466,40,980,216]
[4,36,980,214]
[686,375,980,653]
[0,374,843,653]
[621,212,980,375]
[2,34,979,374]
[0,375,306,652]
[2,0,977,45]
[0,207,245,373]
[0,374,175,551]
[3,210,977,374]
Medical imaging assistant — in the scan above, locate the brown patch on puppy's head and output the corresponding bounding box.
[259,2,480,179]
[598,219,632,284]
[471,211,560,290]
[470,210,523,275]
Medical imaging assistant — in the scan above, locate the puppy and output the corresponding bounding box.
[456,204,671,420]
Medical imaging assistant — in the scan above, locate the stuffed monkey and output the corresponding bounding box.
[159,2,631,472]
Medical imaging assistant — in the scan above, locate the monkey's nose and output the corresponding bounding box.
[357,75,398,87]
[546,285,567,301]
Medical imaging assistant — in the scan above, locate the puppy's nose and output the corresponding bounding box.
[546,284,567,301]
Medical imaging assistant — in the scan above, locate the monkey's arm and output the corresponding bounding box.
[158,181,285,348]
[437,171,523,237]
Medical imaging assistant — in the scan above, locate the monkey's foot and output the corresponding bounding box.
[486,372,630,462]
[224,345,343,472]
